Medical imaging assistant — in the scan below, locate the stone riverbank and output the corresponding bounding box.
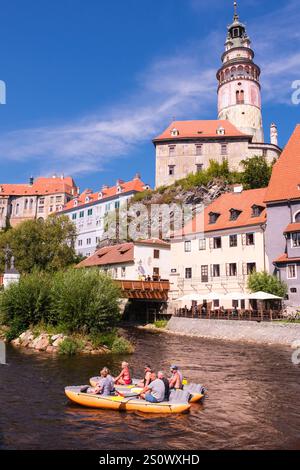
[165,317,300,347]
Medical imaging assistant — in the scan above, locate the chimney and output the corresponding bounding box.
[270,123,278,146]
[29,176,34,186]
[233,184,243,193]
[134,173,141,180]
[102,184,109,190]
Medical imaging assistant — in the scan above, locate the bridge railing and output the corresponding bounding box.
[114,279,170,300]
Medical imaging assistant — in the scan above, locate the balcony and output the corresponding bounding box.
[114,279,170,301]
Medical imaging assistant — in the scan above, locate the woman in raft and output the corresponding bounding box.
[114,361,132,385]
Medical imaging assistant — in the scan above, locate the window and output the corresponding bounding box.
[56,196,62,202]
[196,163,203,173]
[72,213,77,220]
[24,199,28,210]
[105,203,111,212]
[49,206,53,213]
[115,201,120,209]
[154,249,160,259]
[184,241,191,252]
[236,89,245,104]
[78,240,83,247]
[212,264,220,277]
[38,206,44,213]
[213,299,220,308]
[15,203,20,215]
[295,212,300,223]
[196,144,203,156]
[252,205,264,217]
[201,265,208,283]
[39,197,45,205]
[229,209,241,221]
[247,263,256,275]
[79,210,84,218]
[87,208,93,216]
[292,233,300,247]
[86,238,91,245]
[169,145,176,157]
[221,143,227,155]
[229,234,237,247]
[209,212,220,224]
[246,233,255,246]
[199,238,206,250]
[287,264,297,279]
[168,165,175,176]
[50,196,54,203]
[113,267,118,278]
[227,263,237,276]
[185,268,192,279]
[121,267,126,278]
[213,237,222,249]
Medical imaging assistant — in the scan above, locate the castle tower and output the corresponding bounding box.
[217,2,264,142]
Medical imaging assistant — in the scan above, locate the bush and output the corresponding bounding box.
[50,269,121,334]
[247,271,288,298]
[58,337,83,356]
[0,270,52,333]
[0,268,121,338]
[90,331,117,349]
[154,320,168,329]
[111,336,134,354]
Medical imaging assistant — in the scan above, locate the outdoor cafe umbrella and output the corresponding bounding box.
[247,291,283,300]
[222,292,249,300]
[176,293,204,302]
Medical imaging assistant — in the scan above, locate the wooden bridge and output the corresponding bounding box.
[114,280,170,301]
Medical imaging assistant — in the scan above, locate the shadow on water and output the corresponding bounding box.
[0,327,300,449]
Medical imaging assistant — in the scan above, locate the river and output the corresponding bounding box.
[0,328,300,450]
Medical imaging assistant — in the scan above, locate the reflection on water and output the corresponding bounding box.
[0,328,300,450]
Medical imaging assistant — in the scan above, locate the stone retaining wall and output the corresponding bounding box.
[166,317,300,347]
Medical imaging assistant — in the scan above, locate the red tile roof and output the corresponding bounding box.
[135,239,170,248]
[153,120,250,142]
[61,177,149,211]
[284,223,300,233]
[273,253,300,264]
[177,188,267,236]
[77,243,134,267]
[265,125,300,203]
[0,176,78,197]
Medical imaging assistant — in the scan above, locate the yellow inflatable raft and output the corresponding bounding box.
[89,377,205,404]
[65,386,191,414]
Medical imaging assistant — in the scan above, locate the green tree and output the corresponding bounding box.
[0,215,78,273]
[241,156,274,189]
[247,271,287,298]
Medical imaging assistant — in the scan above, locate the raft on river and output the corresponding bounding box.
[89,377,205,403]
[65,386,191,414]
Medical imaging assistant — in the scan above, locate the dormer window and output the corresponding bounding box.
[74,199,78,207]
[85,196,90,203]
[251,205,264,217]
[116,186,122,194]
[209,212,220,224]
[171,128,179,137]
[98,192,103,200]
[217,127,225,136]
[229,209,242,221]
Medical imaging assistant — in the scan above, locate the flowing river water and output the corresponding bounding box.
[0,328,300,450]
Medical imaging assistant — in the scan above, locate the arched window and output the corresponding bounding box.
[294,211,300,223]
[15,203,20,215]
[29,199,33,210]
[24,199,28,210]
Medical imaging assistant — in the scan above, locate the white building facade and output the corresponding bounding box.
[59,175,150,257]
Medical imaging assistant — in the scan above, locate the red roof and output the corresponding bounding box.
[0,176,78,197]
[274,253,300,264]
[135,239,170,248]
[284,223,300,233]
[77,243,135,268]
[154,120,250,142]
[177,188,267,236]
[61,176,148,211]
[265,125,300,203]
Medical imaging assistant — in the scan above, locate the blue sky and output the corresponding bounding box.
[0,0,300,190]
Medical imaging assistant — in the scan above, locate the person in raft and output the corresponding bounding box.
[140,372,165,403]
[137,364,152,388]
[169,365,183,390]
[90,367,115,396]
[158,371,170,401]
[114,361,132,385]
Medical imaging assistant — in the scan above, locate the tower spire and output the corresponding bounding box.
[233,1,239,21]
